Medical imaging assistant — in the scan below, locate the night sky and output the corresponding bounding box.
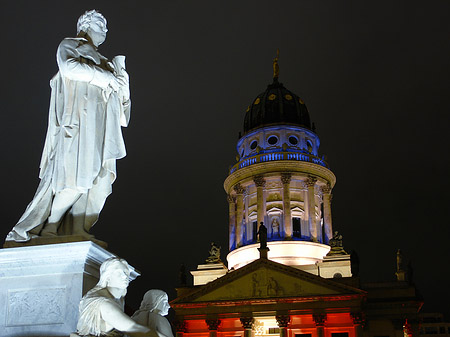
[1,1,449,319]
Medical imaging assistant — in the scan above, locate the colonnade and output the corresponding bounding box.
[175,313,366,337]
[228,174,333,250]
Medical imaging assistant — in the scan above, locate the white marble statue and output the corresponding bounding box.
[6,10,131,242]
[74,257,155,337]
[132,290,174,337]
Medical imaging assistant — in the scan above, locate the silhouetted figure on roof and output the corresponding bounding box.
[258,223,267,249]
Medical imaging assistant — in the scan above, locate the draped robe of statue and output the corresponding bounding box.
[6,37,130,242]
[77,287,125,336]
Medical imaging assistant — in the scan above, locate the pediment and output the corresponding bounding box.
[174,258,363,304]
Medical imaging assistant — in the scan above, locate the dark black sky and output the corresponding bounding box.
[1,0,449,318]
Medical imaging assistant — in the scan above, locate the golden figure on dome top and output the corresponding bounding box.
[273,48,280,79]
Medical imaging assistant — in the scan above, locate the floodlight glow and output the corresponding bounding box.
[227,241,330,270]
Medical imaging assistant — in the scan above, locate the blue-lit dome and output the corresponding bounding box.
[243,78,312,135]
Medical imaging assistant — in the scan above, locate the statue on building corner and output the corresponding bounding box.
[327,231,348,256]
[205,242,222,264]
[6,10,131,243]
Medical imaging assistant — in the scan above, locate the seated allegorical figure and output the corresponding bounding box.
[74,257,156,337]
[131,290,174,337]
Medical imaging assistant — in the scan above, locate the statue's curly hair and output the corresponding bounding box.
[77,9,107,35]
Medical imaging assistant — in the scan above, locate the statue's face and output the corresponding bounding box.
[157,294,170,316]
[87,19,107,47]
[106,264,130,289]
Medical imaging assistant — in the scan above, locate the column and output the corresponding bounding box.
[276,315,291,337]
[253,175,266,233]
[281,173,292,238]
[313,314,326,337]
[305,177,317,241]
[240,317,254,337]
[234,184,245,247]
[174,319,187,337]
[351,312,365,337]
[228,194,236,250]
[321,184,333,244]
[206,319,221,337]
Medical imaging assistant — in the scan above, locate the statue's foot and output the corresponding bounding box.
[5,230,29,242]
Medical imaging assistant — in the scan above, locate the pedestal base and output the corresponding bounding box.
[191,262,228,286]
[3,234,108,249]
[0,241,139,337]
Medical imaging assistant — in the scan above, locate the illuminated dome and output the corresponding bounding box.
[243,78,312,135]
[224,55,339,272]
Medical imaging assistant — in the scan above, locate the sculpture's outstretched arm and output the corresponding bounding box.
[99,301,152,335]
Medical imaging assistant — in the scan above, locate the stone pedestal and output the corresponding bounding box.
[0,241,139,337]
[318,254,352,278]
[191,262,228,286]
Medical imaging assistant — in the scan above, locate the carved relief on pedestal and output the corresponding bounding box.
[7,287,66,326]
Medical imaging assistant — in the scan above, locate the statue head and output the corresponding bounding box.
[77,10,108,47]
[97,257,131,290]
[138,289,170,316]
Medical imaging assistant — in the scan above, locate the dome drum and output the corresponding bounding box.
[231,125,326,174]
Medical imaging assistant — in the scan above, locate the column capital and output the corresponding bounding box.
[321,183,332,195]
[174,319,188,333]
[281,173,292,185]
[254,175,266,187]
[227,194,236,203]
[240,317,255,329]
[350,312,365,326]
[234,183,245,194]
[276,315,291,328]
[206,319,221,331]
[313,313,327,327]
[304,176,317,188]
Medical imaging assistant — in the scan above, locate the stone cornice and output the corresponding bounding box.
[224,161,336,194]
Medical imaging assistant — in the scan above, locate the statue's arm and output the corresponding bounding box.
[57,38,116,90]
[99,301,151,335]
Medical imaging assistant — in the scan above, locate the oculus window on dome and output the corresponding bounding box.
[288,136,298,145]
[267,136,278,145]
